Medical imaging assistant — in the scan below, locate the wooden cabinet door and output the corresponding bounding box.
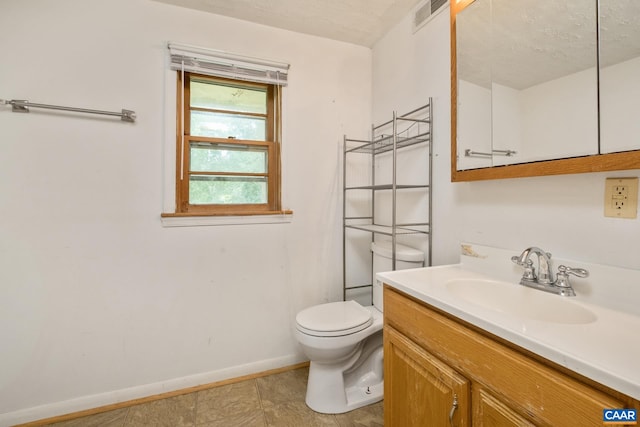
[473,387,535,427]
[384,326,470,427]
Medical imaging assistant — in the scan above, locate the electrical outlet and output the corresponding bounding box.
[604,177,638,219]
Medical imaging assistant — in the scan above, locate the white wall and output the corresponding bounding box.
[456,79,492,170]
[458,54,640,166]
[372,7,640,270]
[601,55,640,153]
[0,0,371,424]
[459,67,599,168]
[491,83,521,166]
[518,67,598,161]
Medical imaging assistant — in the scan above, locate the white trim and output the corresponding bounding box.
[180,60,185,180]
[161,213,293,227]
[0,354,305,426]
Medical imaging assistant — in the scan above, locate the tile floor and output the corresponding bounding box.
[43,367,383,427]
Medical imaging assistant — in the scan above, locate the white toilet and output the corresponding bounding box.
[294,240,424,414]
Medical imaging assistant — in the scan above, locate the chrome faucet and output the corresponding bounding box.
[511,246,553,284]
[511,247,588,297]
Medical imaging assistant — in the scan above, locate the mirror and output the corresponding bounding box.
[599,0,640,154]
[455,0,492,170]
[451,0,640,181]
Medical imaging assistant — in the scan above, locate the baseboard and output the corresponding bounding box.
[3,355,308,427]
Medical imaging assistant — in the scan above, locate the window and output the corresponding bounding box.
[175,72,282,215]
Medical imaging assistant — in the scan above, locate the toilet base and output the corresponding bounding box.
[344,380,384,411]
[305,332,383,414]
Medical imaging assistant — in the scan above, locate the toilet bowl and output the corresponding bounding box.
[294,241,424,414]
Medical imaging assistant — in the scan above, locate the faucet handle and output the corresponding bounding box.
[557,265,589,278]
[512,256,536,280]
[511,255,527,266]
[555,265,589,291]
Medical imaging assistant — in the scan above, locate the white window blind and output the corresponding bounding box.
[168,42,289,86]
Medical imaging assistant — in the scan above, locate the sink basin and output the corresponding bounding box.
[446,278,597,325]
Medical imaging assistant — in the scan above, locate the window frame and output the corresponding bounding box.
[174,72,282,216]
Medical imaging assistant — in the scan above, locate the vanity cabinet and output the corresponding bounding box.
[383,286,639,426]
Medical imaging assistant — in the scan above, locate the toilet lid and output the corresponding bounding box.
[296,301,373,337]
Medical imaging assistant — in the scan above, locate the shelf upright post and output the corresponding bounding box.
[370,123,376,295]
[427,98,433,266]
[391,111,397,271]
[343,135,347,301]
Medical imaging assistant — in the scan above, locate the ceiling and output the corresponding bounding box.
[152,0,423,47]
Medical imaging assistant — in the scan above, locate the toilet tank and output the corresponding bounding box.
[371,241,424,311]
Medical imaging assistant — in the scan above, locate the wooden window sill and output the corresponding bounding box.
[160,210,293,227]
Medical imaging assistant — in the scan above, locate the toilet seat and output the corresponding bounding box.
[296,301,373,337]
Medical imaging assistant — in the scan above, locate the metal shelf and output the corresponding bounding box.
[342,100,433,302]
[345,131,430,155]
[345,283,373,291]
[345,223,430,236]
[345,184,429,191]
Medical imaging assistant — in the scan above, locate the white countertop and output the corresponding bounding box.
[377,263,640,400]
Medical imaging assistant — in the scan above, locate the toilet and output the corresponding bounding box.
[294,240,424,414]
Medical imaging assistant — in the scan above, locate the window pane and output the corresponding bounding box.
[190,80,267,114]
[189,175,267,205]
[190,143,268,174]
[191,111,266,140]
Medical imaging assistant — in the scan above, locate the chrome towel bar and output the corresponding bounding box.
[464,148,517,158]
[1,99,136,122]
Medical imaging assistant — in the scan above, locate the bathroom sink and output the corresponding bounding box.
[445,278,597,325]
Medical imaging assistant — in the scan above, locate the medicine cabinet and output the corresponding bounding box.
[451,0,640,181]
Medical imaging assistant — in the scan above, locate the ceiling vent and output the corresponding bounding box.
[413,0,449,33]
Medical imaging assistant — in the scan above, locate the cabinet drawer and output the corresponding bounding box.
[384,286,625,427]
